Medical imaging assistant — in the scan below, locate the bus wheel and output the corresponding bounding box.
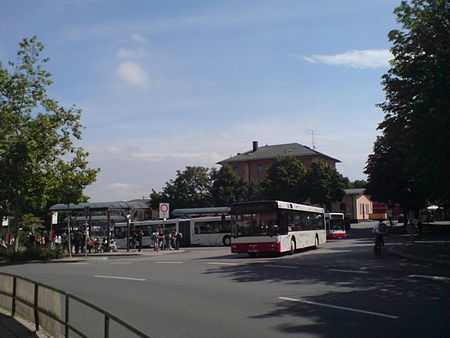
[314,236,319,249]
[223,236,231,246]
[290,239,296,255]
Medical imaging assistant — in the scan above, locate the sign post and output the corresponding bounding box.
[159,203,170,236]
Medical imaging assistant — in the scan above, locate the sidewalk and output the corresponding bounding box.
[53,247,186,262]
[387,222,450,267]
[0,310,44,338]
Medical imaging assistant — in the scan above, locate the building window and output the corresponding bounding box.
[233,167,240,174]
[257,165,264,174]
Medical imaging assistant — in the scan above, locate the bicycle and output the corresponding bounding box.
[374,234,384,255]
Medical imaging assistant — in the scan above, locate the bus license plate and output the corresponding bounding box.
[248,249,258,253]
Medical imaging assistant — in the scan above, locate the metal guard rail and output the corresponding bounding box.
[0,271,150,338]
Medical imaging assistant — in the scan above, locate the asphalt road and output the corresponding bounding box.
[1,222,449,338]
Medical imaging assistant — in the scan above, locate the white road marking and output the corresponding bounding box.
[264,264,298,269]
[329,269,369,274]
[71,262,89,265]
[93,275,146,281]
[109,262,133,265]
[154,261,184,264]
[408,274,450,282]
[207,262,240,266]
[278,297,399,319]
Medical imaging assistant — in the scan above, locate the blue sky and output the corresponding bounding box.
[1,0,399,202]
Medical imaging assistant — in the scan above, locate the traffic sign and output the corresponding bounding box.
[159,203,170,219]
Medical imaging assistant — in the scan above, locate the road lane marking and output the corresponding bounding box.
[278,297,399,319]
[154,261,184,264]
[264,264,298,269]
[329,269,369,274]
[93,275,146,281]
[109,262,133,265]
[408,274,450,282]
[207,262,240,266]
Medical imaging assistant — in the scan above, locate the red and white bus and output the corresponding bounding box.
[325,212,346,239]
[230,201,326,256]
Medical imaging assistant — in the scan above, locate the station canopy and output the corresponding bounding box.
[49,200,149,212]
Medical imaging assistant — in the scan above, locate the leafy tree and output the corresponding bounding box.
[150,166,213,210]
[260,156,308,203]
[246,178,262,202]
[377,0,450,204]
[305,161,346,209]
[349,180,367,189]
[0,37,98,249]
[365,136,426,221]
[210,165,248,206]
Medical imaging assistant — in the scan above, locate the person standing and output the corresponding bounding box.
[373,219,387,254]
[137,229,143,252]
[175,231,183,250]
[158,230,165,251]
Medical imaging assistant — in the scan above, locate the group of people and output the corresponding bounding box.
[25,231,53,248]
[151,230,182,251]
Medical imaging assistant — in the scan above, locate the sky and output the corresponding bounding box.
[0,0,400,202]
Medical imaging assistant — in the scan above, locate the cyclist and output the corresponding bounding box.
[373,219,387,254]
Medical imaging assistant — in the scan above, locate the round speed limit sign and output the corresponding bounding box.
[159,203,170,219]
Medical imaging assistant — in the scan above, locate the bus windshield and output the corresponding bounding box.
[232,212,284,236]
[329,218,345,230]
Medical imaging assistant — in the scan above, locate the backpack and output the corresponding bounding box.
[378,222,387,233]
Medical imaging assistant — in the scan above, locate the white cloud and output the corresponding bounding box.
[297,49,392,69]
[117,48,148,59]
[130,34,148,44]
[117,61,149,88]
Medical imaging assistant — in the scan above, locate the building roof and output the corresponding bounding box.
[344,188,367,195]
[49,200,150,211]
[172,207,230,217]
[218,143,340,164]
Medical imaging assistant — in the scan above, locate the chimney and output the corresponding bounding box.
[252,141,258,152]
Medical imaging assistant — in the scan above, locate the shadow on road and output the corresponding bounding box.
[203,225,448,337]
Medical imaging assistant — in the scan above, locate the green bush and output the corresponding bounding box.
[1,246,64,261]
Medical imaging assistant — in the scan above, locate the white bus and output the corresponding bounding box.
[113,215,232,249]
[230,200,326,256]
[325,212,346,239]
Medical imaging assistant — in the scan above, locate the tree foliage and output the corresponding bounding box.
[365,137,426,212]
[150,166,213,210]
[260,156,308,203]
[210,165,248,206]
[372,0,450,205]
[305,162,347,209]
[0,37,98,246]
[150,159,346,211]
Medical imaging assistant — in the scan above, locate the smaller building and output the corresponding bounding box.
[332,188,373,223]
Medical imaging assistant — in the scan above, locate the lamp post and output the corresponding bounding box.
[84,206,90,258]
[126,213,131,252]
[66,204,72,258]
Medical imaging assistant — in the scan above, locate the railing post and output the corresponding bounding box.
[12,276,16,317]
[104,315,110,338]
[34,284,39,332]
[65,294,70,337]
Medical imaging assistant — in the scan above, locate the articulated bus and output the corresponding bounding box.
[230,200,326,256]
[113,215,232,249]
[325,212,346,239]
